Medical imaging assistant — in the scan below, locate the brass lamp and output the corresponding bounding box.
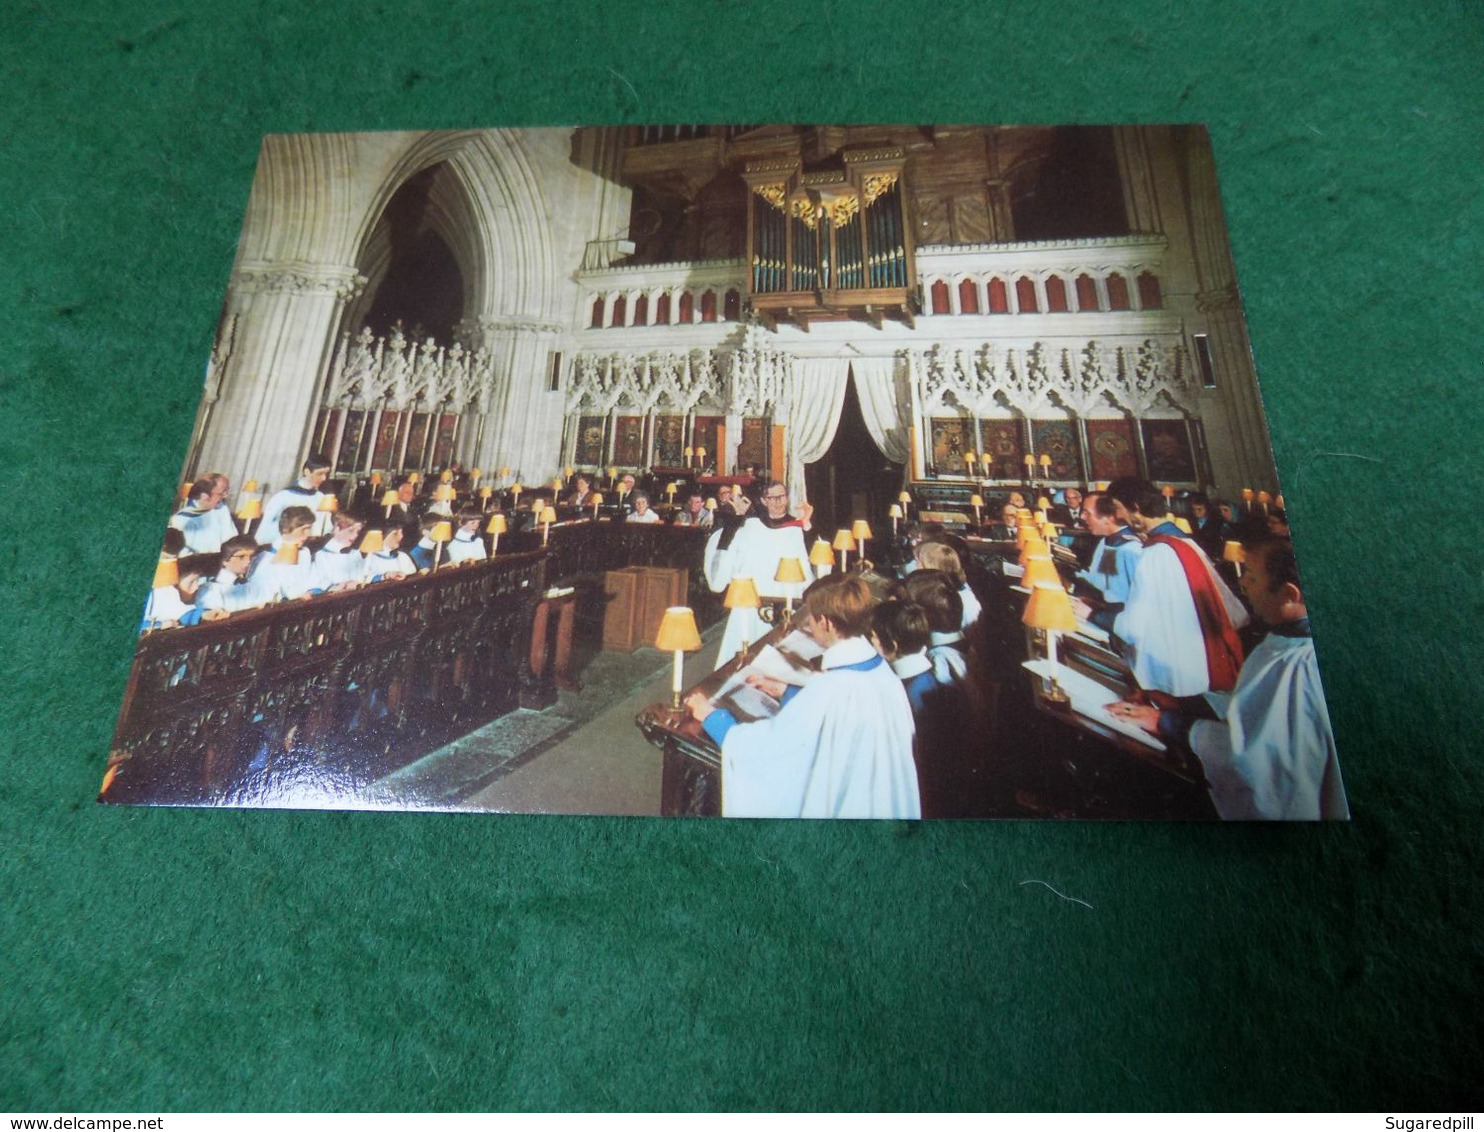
[1223,540,1245,576]
[1023,580,1079,704]
[724,577,762,657]
[486,512,507,556]
[358,530,384,554]
[152,555,179,589]
[809,537,835,577]
[430,520,453,570]
[1021,555,1060,590]
[539,504,557,546]
[774,556,808,615]
[832,528,857,572]
[655,606,703,711]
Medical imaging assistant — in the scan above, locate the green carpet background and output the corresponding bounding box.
[3,0,1480,1111]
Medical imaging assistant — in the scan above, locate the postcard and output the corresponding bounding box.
[101,124,1348,820]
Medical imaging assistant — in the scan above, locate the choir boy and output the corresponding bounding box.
[260,454,332,541]
[447,511,489,564]
[309,513,367,591]
[1109,537,1347,820]
[685,574,920,819]
[196,535,263,615]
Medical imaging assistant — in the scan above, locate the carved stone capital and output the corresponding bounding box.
[231,262,367,301]
[1195,284,1241,314]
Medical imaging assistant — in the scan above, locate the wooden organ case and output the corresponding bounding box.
[744,147,917,331]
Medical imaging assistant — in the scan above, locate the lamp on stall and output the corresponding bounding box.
[368,472,383,488]
[1022,453,1035,482]
[705,497,718,513]
[851,519,872,551]
[1021,555,1060,590]
[1038,453,1052,479]
[408,471,422,485]
[358,529,384,554]
[723,577,762,659]
[696,446,707,467]
[274,540,300,565]
[774,557,808,616]
[1223,540,1246,577]
[152,554,179,589]
[1256,490,1272,516]
[832,528,857,572]
[1036,496,1051,512]
[539,504,557,546]
[684,446,694,467]
[1023,580,1078,705]
[551,477,563,495]
[964,450,977,477]
[242,479,259,493]
[479,486,493,511]
[1033,509,1048,525]
[607,465,618,487]
[665,481,679,506]
[440,469,454,484]
[809,537,835,577]
[897,490,912,517]
[177,481,192,505]
[236,496,262,536]
[470,468,482,488]
[655,606,703,712]
[1275,493,1285,510]
[889,502,903,535]
[380,489,399,520]
[1240,487,1255,514]
[429,520,453,570]
[498,466,511,482]
[565,466,574,479]
[510,482,524,509]
[486,512,507,556]
[590,491,604,519]
[434,484,456,504]
[969,494,984,527]
[1018,540,1050,573]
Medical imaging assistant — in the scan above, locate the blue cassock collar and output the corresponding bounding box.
[1269,617,1312,638]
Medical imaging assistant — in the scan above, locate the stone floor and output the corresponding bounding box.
[370,624,724,814]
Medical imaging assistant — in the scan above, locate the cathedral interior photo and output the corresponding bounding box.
[101,123,1345,822]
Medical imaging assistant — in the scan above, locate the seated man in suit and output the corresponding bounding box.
[1109,536,1347,821]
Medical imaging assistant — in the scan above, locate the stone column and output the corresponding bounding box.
[194,262,365,494]
[1113,126,1162,235]
[465,317,567,483]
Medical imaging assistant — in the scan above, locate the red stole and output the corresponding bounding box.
[1148,533,1245,692]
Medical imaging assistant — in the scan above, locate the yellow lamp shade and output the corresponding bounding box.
[1018,542,1049,571]
[969,494,984,508]
[809,539,835,567]
[470,468,481,480]
[1034,509,1048,525]
[430,521,453,542]
[511,482,523,494]
[177,482,192,502]
[1095,481,1109,491]
[1017,527,1042,549]
[152,555,179,589]
[1023,582,1078,632]
[479,486,493,499]
[965,451,977,463]
[486,513,508,535]
[696,447,706,459]
[1257,490,1272,504]
[655,606,703,652]
[380,489,400,507]
[889,503,903,519]
[832,528,857,552]
[564,466,574,477]
[433,485,454,502]
[1036,496,1051,510]
[440,469,453,483]
[499,467,511,478]
[236,498,262,520]
[724,577,761,609]
[1038,454,1052,466]
[1040,522,1058,542]
[590,492,604,506]
[358,530,384,554]
[1241,487,1254,500]
[369,472,383,486]
[683,447,693,457]
[898,491,911,504]
[317,494,338,512]
[851,519,872,541]
[274,542,300,564]
[1023,454,1035,466]
[242,479,259,493]
[705,498,718,510]
[607,466,617,478]
[1223,541,1246,564]
[1021,555,1060,589]
[552,478,563,491]
[1172,517,1193,535]
[1275,493,1285,510]
[775,557,808,585]
[1161,484,1175,498]
[408,471,421,484]
[539,505,558,525]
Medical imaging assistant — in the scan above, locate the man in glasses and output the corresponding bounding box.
[705,480,813,666]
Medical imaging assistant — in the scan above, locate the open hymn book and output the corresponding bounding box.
[711,630,824,723]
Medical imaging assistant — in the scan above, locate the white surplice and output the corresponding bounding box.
[705,518,810,666]
[1188,630,1348,821]
[719,636,920,819]
[1113,534,1248,697]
